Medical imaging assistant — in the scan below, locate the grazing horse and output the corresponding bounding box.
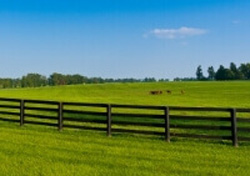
[180,90,185,94]
[150,90,162,95]
[166,90,172,94]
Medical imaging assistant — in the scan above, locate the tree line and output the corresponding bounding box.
[0,73,169,89]
[174,62,250,81]
[195,62,250,81]
[1,62,249,88]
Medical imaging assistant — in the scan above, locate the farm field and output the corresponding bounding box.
[0,81,250,107]
[0,81,250,175]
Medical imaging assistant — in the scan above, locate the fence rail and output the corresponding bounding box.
[0,97,250,147]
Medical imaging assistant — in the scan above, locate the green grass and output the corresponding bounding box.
[1,81,250,107]
[0,81,250,175]
[1,121,250,176]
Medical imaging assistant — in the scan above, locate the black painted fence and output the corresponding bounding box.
[0,97,250,147]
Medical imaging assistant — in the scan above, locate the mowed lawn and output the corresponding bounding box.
[0,81,250,175]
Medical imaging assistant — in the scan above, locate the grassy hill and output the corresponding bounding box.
[0,81,250,175]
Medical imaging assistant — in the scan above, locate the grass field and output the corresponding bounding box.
[1,81,250,107]
[0,81,250,175]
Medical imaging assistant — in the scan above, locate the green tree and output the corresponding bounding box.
[215,65,234,80]
[48,73,67,86]
[207,66,215,80]
[229,62,244,80]
[196,65,204,80]
[21,73,47,87]
[143,77,156,82]
[239,63,250,79]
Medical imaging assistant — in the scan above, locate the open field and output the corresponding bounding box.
[1,81,250,107]
[0,81,250,175]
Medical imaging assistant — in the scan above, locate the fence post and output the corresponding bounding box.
[58,102,63,131]
[230,108,238,147]
[107,104,112,137]
[20,100,24,126]
[164,106,170,142]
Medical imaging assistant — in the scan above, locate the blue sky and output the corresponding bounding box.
[0,0,250,80]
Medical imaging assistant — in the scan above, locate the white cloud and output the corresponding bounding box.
[150,27,207,39]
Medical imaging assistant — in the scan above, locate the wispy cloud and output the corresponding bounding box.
[149,27,207,39]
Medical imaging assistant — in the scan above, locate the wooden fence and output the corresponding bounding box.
[0,97,250,147]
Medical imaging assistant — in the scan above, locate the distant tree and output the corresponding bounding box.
[0,79,12,88]
[215,65,225,80]
[48,73,67,86]
[64,74,87,85]
[173,77,196,81]
[239,63,250,79]
[196,65,204,80]
[207,66,216,80]
[21,73,47,87]
[87,77,104,84]
[143,77,156,82]
[215,65,234,80]
[224,69,235,80]
[229,62,245,80]
[158,78,169,82]
[230,62,237,73]
[104,78,114,83]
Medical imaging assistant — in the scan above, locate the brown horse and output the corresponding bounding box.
[150,90,162,95]
[166,90,172,94]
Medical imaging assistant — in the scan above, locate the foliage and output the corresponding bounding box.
[196,65,204,80]
[201,62,250,81]
[21,73,47,87]
[0,73,168,89]
[215,65,234,80]
[239,63,250,79]
[207,66,215,80]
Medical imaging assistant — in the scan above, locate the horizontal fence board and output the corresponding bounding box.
[236,109,250,113]
[63,109,106,116]
[0,111,20,116]
[0,97,21,102]
[24,113,58,120]
[238,127,250,132]
[112,113,163,119]
[24,107,58,112]
[63,124,107,131]
[24,120,57,127]
[63,102,108,107]
[238,137,250,141]
[112,121,164,127]
[24,99,59,105]
[0,105,20,109]
[111,104,165,110]
[170,124,231,131]
[169,106,232,112]
[63,117,106,124]
[112,128,164,135]
[170,115,230,122]
[237,118,250,122]
[0,117,19,123]
[171,133,231,140]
